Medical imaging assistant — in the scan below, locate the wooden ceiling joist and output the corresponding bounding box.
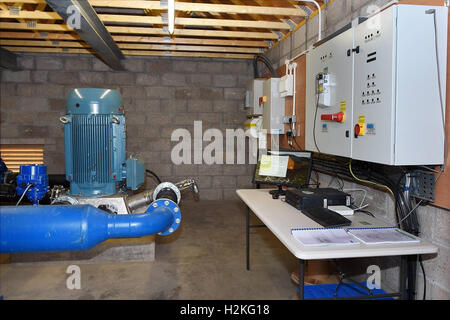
[3,45,254,59]
[0,0,325,60]
[0,22,279,39]
[0,10,291,30]
[0,39,262,54]
[1,0,306,17]
[0,31,270,47]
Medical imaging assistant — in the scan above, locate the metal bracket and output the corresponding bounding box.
[298,5,312,19]
[273,31,283,41]
[284,18,296,32]
[27,20,37,28]
[409,170,435,202]
[160,0,168,9]
[9,6,20,16]
[161,12,168,23]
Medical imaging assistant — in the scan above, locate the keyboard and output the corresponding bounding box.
[301,207,352,228]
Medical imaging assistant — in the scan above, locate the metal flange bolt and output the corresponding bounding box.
[146,198,181,236]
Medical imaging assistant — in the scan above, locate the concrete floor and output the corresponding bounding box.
[0,200,304,300]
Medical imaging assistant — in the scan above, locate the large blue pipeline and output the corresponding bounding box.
[0,88,188,254]
[0,199,181,253]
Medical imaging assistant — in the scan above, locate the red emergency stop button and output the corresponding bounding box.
[321,111,345,123]
[354,123,365,136]
[354,124,361,136]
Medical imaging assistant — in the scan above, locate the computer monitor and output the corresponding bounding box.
[253,150,313,198]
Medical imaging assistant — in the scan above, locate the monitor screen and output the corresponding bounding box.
[253,150,313,188]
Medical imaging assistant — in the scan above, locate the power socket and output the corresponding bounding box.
[283,115,297,124]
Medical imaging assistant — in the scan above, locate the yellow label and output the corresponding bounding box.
[340,101,346,112]
[260,155,272,171]
[358,115,365,123]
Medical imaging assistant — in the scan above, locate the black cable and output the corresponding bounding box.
[312,97,321,153]
[419,255,426,300]
[292,137,303,151]
[253,54,276,79]
[145,169,161,184]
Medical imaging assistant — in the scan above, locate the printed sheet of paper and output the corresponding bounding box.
[292,228,360,247]
[259,155,289,178]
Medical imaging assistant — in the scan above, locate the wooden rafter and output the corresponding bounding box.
[0,0,306,16]
[3,46,254,59]
[0,39,262,54]
[0,0,319,60]
[0,31,270,47]
[0,22,279,39]
[0,10,291,29]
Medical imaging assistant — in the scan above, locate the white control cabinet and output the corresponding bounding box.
[245,79,264,116]
[305,4,447,166]
[352,5,447,165]
[305,28,354,158]
[262,78,285,135]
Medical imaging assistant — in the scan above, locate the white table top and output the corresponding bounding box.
[237,189,438,260]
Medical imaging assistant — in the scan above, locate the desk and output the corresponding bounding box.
[236,189,438,300]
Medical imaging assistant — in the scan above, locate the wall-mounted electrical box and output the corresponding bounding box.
[279,74,294,97]
[262,78,285,135]
[305,4,448,166]
[245,79,264,116]
[352,5,447,165]
[305,28,354,158]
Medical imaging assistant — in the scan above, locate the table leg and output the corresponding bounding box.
[298,259,305,300]
[399,255,408,300]
[246,205,250,271]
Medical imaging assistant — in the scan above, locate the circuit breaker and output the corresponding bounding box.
[245,79,264,116]
[305,27,354,158]
[262,78,285,135]
[352,5,447,165]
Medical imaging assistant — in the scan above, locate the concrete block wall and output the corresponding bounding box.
[265,0,449,299]
[0,53,254,201]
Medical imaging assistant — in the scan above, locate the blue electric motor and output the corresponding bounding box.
[61,88,144,197]
[16,164,49,205]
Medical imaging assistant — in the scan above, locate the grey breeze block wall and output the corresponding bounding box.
[266,0,449,299]
[0,54,254,201]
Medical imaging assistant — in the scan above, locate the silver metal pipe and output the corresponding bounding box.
[126,188,155,212]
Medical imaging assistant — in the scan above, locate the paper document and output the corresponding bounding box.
[291,228,360,247]
[259,155,289,178]
[347,227,420,245]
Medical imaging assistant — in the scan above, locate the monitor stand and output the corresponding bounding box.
[269,185,286,199]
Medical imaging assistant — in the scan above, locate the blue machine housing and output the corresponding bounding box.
[63,88,144,197]
[16,164,49,205]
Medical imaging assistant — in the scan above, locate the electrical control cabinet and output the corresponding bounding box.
[245,79,264,115]
[262,78,285,135]
[305,4,447,166]
[305,28,354,158]
[352,5,447,165]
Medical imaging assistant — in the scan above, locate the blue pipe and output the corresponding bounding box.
[0,199,181,253]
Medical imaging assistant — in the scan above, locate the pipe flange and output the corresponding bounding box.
[146,199,181,236]
[51,195,79,205]
[153,182,181,204]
